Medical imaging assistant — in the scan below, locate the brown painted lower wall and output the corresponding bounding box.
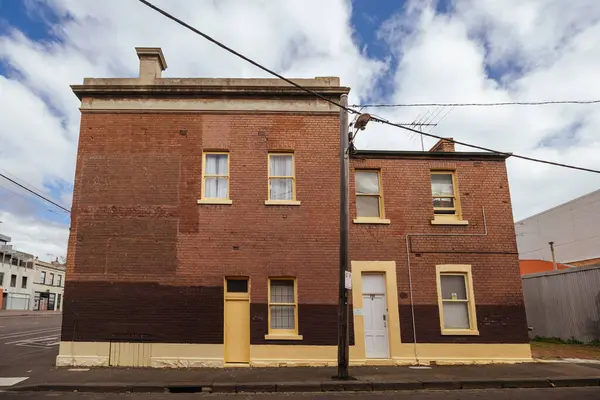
[62,281,354,346]
[250,304,354,345]
[62,281,525,346]
[61,281,224,343]
[399,305,529,344]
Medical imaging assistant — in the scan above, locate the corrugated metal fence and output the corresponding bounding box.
[522,265,600,343]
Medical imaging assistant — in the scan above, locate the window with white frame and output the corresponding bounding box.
[49,273,54,286]
[40,271,46,284]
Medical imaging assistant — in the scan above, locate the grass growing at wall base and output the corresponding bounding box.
[531,336,600,360]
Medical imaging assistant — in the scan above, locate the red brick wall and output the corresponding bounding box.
[64,109,527,345]
[349,156,528,343]
[64,110,344,344]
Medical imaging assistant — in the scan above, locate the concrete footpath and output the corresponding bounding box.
[0,310,62,318]
[9,362,600,393]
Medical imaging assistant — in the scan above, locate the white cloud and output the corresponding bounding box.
[364,0,600,220]
[0,0,385,256]
[1,0,600,257]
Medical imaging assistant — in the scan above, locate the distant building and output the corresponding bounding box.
[0,236,35,310]
[515,188,600,267]
[32,259,66,312]
[519,259,571,275]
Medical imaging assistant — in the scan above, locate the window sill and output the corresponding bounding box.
[353,218,391,225]
[264,200,301,206]
[430,218,469,226]
[441,329,480,336]
[197,199,233,205]
[264,334,303,341]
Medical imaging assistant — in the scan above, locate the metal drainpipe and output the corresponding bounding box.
[405,207,488,364]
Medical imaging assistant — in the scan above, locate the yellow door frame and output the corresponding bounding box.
[350,261,402,363]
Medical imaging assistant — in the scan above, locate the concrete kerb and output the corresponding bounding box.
[9,377,600,393]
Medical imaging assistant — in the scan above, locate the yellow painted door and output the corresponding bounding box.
[224,280,250,363]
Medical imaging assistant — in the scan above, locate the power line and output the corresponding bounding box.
[0,181,62,216]
[136,0,600,175]
[0,172,70,213]
[368,115,600,173]
[352,100,600,108]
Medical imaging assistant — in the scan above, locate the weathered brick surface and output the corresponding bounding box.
[64,109,527,346]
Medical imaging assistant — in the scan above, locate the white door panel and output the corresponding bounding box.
[362,274,390,359]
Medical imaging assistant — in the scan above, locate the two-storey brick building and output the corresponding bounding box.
[57,48,530,367]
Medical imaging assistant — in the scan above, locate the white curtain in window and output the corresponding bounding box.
[205,154,228,198]
[270,280,295,329]
[205,177,228,198]
[269,155,293,200]
[271,306,295,329]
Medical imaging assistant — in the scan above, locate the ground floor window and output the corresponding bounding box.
[268,278,298,335]
[435,264,479,335]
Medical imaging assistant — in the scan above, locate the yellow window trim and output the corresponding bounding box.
[223,277,250,301]
[431,170,464,221]
[353,218,391,225]
[435,264,479,336]
[264,334,303,341]
[268,152,297,201]
[430,218,468,226]
[266,277,301,339]
[355,169,386,220]
[264,200,301,206]
[201,151,230,201]
[198,199,233,205]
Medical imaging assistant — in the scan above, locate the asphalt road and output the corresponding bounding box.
[1,388,600,399]
[0,313,62,380]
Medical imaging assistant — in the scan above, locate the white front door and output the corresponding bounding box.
[362,274,389,359]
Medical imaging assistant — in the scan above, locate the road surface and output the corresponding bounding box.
[2,387,600,399]
[0,313,61,388]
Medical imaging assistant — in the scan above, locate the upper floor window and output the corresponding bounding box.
[10,274,16,287]
[22,276,27,289]
[0,272,4,287]
[268,153,296,202]
[202,152,229,200]
[431,171,467,225]
[40,271,46,284]
[49,273,55,286]
[57,274,62,287]
[354,170,390,224]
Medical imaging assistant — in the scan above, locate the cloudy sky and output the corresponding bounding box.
[1,0,600,259]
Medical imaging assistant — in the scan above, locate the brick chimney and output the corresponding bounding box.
[136,47,167,83]
[429,138,455,152]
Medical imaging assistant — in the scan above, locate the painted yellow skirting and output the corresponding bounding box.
[57,341,531,367]
[56,341,110,367]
